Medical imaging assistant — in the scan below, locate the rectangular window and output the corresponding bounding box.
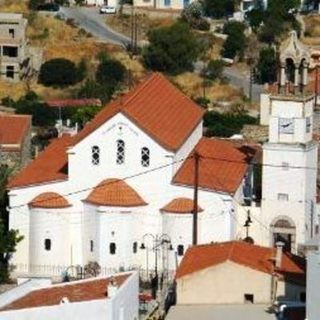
[133,242,137,254]
[277,193,289,201]
[9,28,15,38]
[177,245,184,256]
[282,162,289,170]
[164,0,171,6]
[244,294,254,303]
[6,66,14,79]
[44,239,51,251]
[3,46,18,57]
[90,240,94,252]
[109,242,116,255]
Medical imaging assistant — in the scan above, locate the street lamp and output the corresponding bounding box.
[140,233,173,300]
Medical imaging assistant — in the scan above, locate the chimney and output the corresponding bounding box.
[107,277,118,298]
[275,241,284,269]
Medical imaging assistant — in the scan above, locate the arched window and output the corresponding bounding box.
[141,147,150,167]
[133,242,138,254]
[109,242,116,255]
[177,245,184,256]
[92,146,100,165]
[116,140,125,165]
[44,239,51,251]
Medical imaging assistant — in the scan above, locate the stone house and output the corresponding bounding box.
[0,114,32,170]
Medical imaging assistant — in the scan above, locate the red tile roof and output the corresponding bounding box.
[0,114,31,150]
[29,192,71,208]
[8,73,204,189]
[173,138,256,194]
[0,274,130,311]
[72,72,204,151]
[175,241,305,280]
[8,135,72,189]
[46,99,102,108]
[160,197,203,213]
[85,178,147,207]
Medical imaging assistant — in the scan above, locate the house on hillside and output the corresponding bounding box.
[0,13,30,82]
[0,271,138,320]
[0,114,32,170]
[7,73,257,278]
[175,241,306,305]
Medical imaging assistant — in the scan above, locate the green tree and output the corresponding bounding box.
[223,21,246,36]
[78,79,114,104]
[181,2,210,31]
[28,0,45,10]
[5,91,57,127]
[204,110,257,137]
[204,59,224,81]
[96,58,125,88]
[143,22,201,75]
[0,166,23,283]
[221,21,246,59]
[39,58,81,88]
[256,47,277,84]
[203,0,235,18]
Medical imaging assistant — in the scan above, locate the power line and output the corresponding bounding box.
[8,150,319,210]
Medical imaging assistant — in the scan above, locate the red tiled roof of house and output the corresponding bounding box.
[72,72,204,151]
[160,197,203,213]
[7,135,73,189]
[175,241,305,279]
[29,192,71,209]
[0,114,31,150]
[46,99,102,108]
[85,178,147,207]
[0,274,130,311]
[173,138,256,194]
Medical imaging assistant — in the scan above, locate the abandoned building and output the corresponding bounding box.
[0,13,30,82]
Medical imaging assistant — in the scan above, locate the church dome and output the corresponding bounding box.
[160,197,203,214]
[29,192,71,209]
[85,178,147,207]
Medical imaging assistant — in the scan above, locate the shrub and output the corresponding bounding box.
[39,58,82,87]
[96,58,126,88]
[205,59,224,81]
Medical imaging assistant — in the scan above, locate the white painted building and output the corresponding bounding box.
[0,272,138,320]
[8,73,256,278]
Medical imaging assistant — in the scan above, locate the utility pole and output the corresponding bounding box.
[192,152,200,245]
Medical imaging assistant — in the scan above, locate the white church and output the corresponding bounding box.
[7,32,320,277]
[8,73,256,277]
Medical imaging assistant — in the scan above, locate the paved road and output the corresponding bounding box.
[60,7,130,46]
[194,61,264,103]
[223,67,264,103]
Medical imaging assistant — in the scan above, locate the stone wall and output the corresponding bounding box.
[241,125,269,142]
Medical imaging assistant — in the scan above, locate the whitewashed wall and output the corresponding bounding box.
[0,272,139,320]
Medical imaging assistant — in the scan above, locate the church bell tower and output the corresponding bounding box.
[261,31,318,253]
